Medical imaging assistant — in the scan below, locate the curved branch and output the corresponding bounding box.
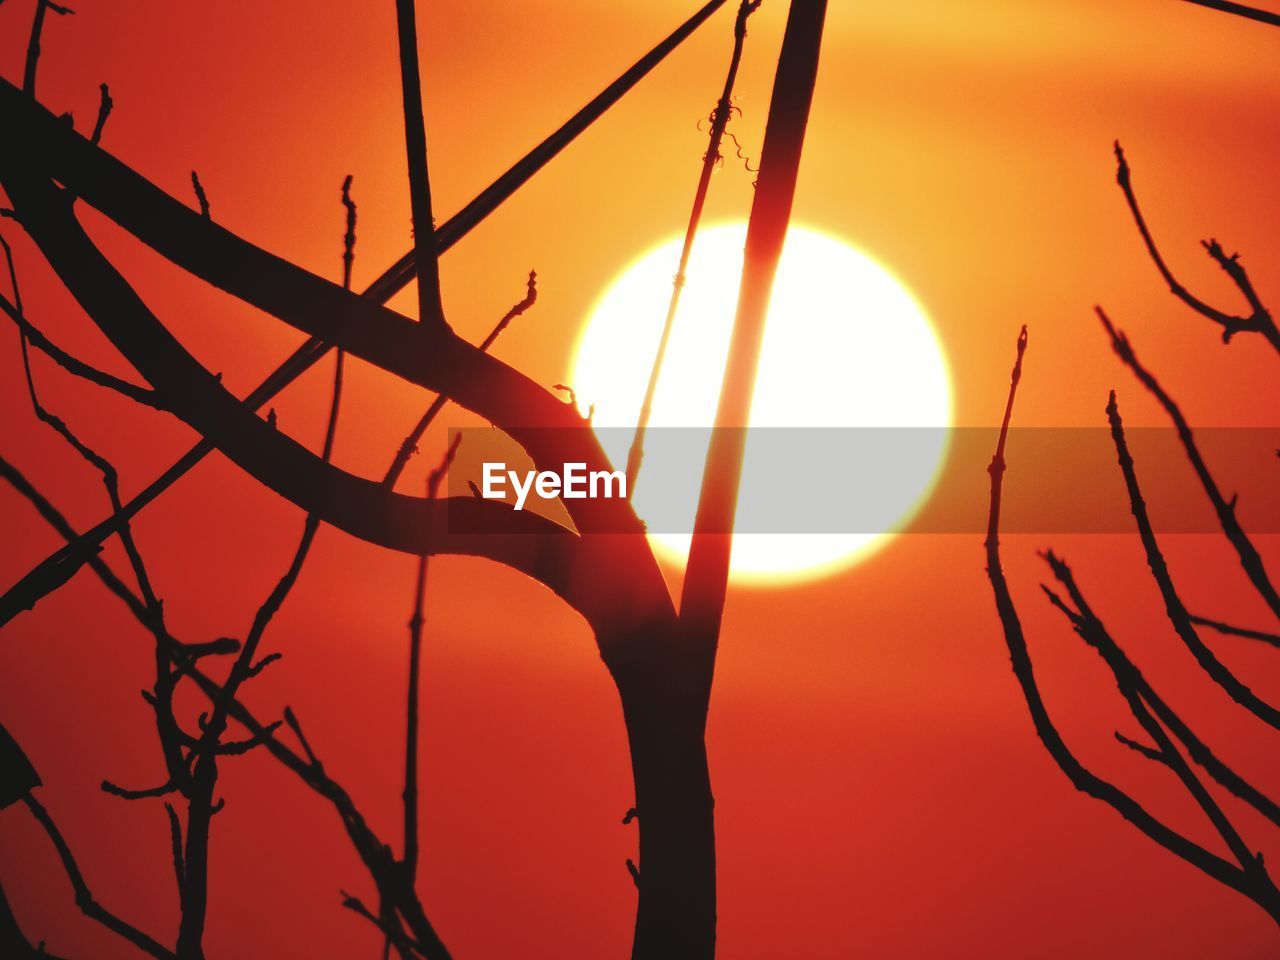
[983,328,1263,909]
[1040,549,1280,828]
[22,794,176,960]
[1113,142,1279,352]
[0,77,649,543]
[1105,390,1280,728]
[1183,0,1280,29]
[1098,307,1280,621]
[0,163,657,636]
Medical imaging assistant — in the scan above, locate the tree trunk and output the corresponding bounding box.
[619,3,827,956]
[620,669,717,960]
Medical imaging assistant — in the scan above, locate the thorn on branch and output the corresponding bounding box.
[215,720,282,756]
[0,722,41,808]
[622,807,638,825]
[90,82,112,145]
[246,651,283,678]
[1115,731,1170,767]
[340,891,422,956]
[164,803,185,892]
[190,171,210,219]
[626,858,640,888]
[283,706,321,768]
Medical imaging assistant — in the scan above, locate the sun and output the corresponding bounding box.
[570,222,952,585]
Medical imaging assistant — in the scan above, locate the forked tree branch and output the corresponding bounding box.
[21,793,175,960]
[1113,142,1280,352]
[1038,549,1280,827]
[3,235,187,805]
[0,78,673,633]
[982,328,1280,922]
[0,158,664,637]
[1038,551,1279,909]
[0,0,725,620]
[0,458,451,958]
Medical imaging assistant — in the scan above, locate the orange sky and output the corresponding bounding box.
[3,1,1280,957]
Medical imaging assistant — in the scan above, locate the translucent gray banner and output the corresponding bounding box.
[444,427,1280,534]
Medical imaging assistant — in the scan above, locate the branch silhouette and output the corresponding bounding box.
[0,32,702,623]
[384,270,536,488]
[626,0,762,496]
[1114,142,1279,351]
[1097,307,1280,619]
[394,0,446,332]
[983,329,1280,923]
[0,2,834,956]
[1182,0,1280,28]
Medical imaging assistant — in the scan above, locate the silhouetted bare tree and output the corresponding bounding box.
[0,1,828,958]
[987,0,1280,932]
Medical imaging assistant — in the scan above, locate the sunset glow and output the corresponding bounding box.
[571,223,953,582]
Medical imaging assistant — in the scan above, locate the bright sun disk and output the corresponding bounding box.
[570,222,952,585]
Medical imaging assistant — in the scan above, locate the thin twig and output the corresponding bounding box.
[341,893,422,960]
[1115,731,1169,766]
[4,236,183,793]
[1182,0,1280,28]
[1104,389,1280,727]
[402,434,461,882]
[1040,551,1280,827]
[1040,552,1276,896]
[1190,614,1280,649]
[170,179,356,954]
[626,0,763,496]
[1098,307,1280,620]
[0,290,162,408]
[982,328,1276,919]
[22,795,175,960]
[341,175,357,292]
[1113,142,1279,352]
